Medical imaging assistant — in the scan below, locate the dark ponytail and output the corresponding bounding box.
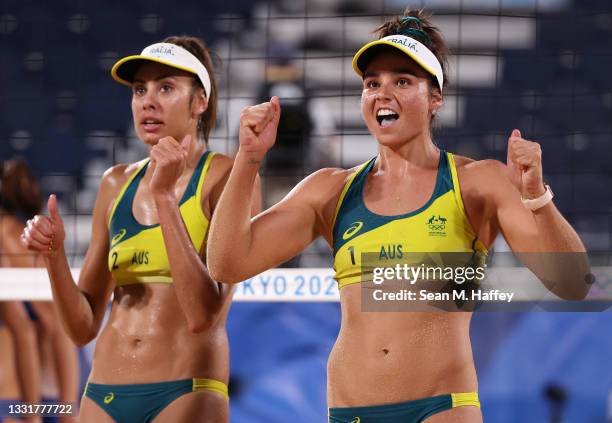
[0,159,42,220]
[374,8,450,91]
[163,35,220,145]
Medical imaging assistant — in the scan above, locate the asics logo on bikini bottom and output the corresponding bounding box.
[104,392,115,404]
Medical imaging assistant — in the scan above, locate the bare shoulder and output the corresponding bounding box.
[210,152,233,170]
[202,153,234,196]
[100,161,143,193]
[289,166,356,205]
[452,154,476,168]
[284,166,360,235]
[97,161,146,220]
[206,152,234,182]
[305,166,355,184]
[0,214,31,263]
[0,214,24,241]
[453,155,514,199]
[454,155,507,179]
[201,153,234,216]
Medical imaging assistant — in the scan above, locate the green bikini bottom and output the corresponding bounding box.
[85,378,228,423]
[328,392,480,423]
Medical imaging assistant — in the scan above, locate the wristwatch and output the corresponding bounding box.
[521,184,554,211]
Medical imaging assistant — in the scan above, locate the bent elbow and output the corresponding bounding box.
[72,333,95,348]
[208,262,243,285]
[73,339,89,348]
[550,282,589,301]
[188,321,208,334]
[559,288,589,302]
[70,327,98,347]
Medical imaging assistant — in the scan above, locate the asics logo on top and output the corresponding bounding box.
[343,221,364,240]
[111,229,127,246]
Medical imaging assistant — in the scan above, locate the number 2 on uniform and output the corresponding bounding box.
[111,252,119,270]
[348,246,356,265]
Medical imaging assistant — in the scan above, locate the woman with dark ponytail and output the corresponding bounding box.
[208,8,586,422]
[1,158,79,423]
[22,36,257,422]
[0,158,43,222]
[1,159,43,423]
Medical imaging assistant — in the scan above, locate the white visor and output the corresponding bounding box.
[111,42,212,97]
[352,34,444,92]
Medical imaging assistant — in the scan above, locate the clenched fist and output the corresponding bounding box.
[21,194,65,255]
[149,135,191,197]
[239,96,281,161]
[506,129,545,199]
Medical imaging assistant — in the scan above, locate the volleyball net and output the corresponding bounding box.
[2,263,610,311]
[1,1,611,308]
[2,0,611,272]
[0,268,340,302]
[0,0,612,312]
[1,2,612,420]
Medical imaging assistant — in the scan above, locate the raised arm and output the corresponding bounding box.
[483,129,589,299]
[148,135,235,332]
[207,97,330,283]
[22,170,119,346]
[499,129,586,253]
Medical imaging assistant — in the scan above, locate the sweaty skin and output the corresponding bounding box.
[2,209,80,423]
[22,61,260,422]
[207,49,586,422]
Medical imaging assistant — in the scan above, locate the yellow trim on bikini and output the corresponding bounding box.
[451,392,480,408]
[447,153,468,222]
[331,161,372,230]
[447,153,488,254]
[195,152,216,207]
[192,378,229,401]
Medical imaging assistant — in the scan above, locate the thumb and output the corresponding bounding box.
[507,128,521,165]
[180,134,192,152]
[48,194,61,223]
[270,96,281,126]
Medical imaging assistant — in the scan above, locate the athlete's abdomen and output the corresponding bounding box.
[89,284,229,384]
[327,286,477,407]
